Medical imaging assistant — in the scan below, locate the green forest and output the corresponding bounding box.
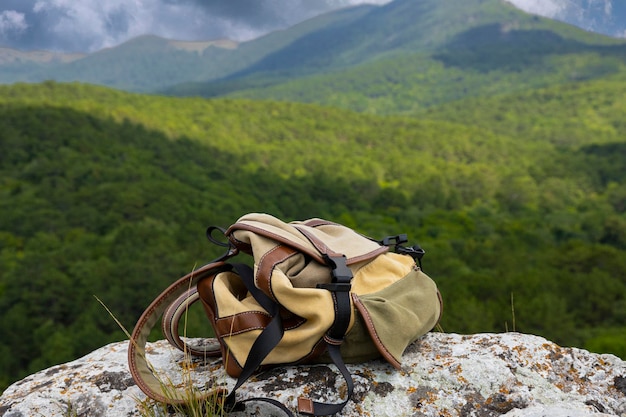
[1,80,626,394]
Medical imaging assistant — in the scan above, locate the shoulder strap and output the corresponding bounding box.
[221,264,291,414]
[128,262,229,404]
[298,254,354,415]
[224,263,354,416]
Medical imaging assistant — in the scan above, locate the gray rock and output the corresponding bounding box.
[1,332,625,416]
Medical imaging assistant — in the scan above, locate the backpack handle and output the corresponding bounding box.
[127,262,229,404]
[161,287,222,357]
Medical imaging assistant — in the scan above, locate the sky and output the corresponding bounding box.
[0,0,619,54]
[0,0,393,53]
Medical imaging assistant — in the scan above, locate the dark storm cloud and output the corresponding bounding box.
[0,0,391,53]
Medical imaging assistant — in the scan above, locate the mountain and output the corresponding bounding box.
[1,0,625,100]
[162,0,626,113]
[0,5,376,92]
[181,34,626,115]
[0,35,243,92]
[169,0,626,114]
[0,48,84,84]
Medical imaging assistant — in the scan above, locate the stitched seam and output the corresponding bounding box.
[257,245,297,303]
[352,294,399,367]
[220,326,265,336]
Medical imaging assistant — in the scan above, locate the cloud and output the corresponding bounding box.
[506,0,626,38]
[31,0,159,52]
[0,10,28,39]
[0,0,392,53]
[504,0,566,18]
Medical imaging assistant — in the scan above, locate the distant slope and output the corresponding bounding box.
[164,0,626,113]
[181,47,626,115]
[421,76,626,147]
[0,35,242,92]
[0,81,542,176]
[0,5,376,92]
[0,48,84,84]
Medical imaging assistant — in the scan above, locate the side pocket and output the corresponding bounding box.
[353,268,441,367]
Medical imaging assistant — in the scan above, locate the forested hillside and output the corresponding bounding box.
[199,49,626,114]
[1,82,625,393]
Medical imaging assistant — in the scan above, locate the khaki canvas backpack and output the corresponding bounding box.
[129,213,442,416]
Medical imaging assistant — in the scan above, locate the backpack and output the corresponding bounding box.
[128,213,442,416]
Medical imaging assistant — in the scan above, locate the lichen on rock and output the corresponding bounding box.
[1,333,625,417]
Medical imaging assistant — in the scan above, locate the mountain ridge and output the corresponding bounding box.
[163,0,626,110]
[1,0,625,97]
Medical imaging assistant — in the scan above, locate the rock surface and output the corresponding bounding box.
[1,332,625,417]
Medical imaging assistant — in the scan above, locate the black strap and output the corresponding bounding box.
[298,343,354,416]
[225,257,356,416]
[298,254,354,416]
[317,254,353,341]
[223,264,293,416]
[206,226,239,262]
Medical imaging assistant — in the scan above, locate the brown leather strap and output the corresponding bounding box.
[161,287,222,357]
[291,225,341,258]
[226,222,327,264]
[255,245,298,301]
[128,262,228,404]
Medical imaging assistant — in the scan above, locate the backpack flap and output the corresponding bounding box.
[227,213,389,266]
[307,252,442,368]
